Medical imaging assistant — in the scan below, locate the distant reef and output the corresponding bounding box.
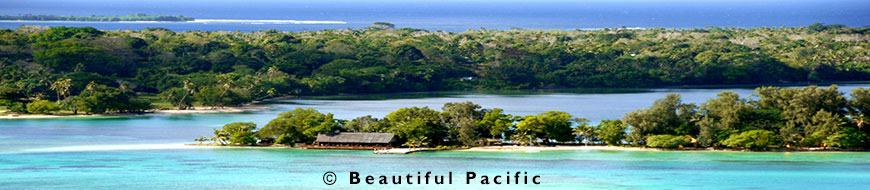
[0,13,194,22]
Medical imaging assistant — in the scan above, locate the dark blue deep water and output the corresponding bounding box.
[1,0,869,32]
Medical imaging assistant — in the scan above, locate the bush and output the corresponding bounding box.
[221,122,258,145]
[230,131,257,145]
[646,135,691,148]
[26,100,60,114]
[274,133,295,145]
[823,127,868,148]
[722,130,778,150]
[9,102,26,113]
[597,120,626,146]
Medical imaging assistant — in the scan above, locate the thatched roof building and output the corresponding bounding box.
[315,132,397,146]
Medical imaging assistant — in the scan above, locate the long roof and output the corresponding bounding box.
[315,132,396,144]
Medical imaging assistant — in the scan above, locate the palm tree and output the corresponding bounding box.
[403,136,429,150]
[195,136,207,144]
[50,78,71,101]
[213,129,230,145]
[852,114,866,129]
[572,118,595,146]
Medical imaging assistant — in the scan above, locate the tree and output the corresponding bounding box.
[26,99,59,114]
[257,108,340,144]
[49,78,71,101]
[32,41,121,74]
[849,88,870,130]
[476,108,516,139]
[823,127,868,148]
[161,87,194,110]
[221,122,257,145]
[597,120,627,146]
[344,115,390,133]
[697,91,753,147]
[59,95,84,114]
[212,128,230,145]
[392,44,424,62]
[802,110,846,147]
[758,85,847,145]
[195,136,208,144]
[646,134,691,148]
[441,101,485,146]
[722,130,778,150]
[77,82,151,114]
[385,107,445,147]
[161,79,196,110]
[623,94,697,145]
[514,111,575,145]
[572,118,595,145]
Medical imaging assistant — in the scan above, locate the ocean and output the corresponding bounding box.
[1,0,869,32]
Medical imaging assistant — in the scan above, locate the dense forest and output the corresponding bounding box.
[0,23,869,114]
[0,13,194,22]
[203,85,870,150]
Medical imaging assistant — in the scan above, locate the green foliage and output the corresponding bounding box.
[257,108,340,144]
[8,102,25,113]
[722,130,778,150]
[3,25,870,113]
[160,87,194,110]
[221,122,258,145]
[25,100,59,114]
[572,118,595,145]
[646,135,691,148]
[697,91,753,147]
[343,115,391,133]
[514,111,575,144]
[823,127,868,148]
[756,85,848,145]
[849,88,870,129]
[441,101,485,146]
[385,107,446,146]
[76,82,152,114]
[32,41,122,74]
[597,120,627,146]
[477,108,516,138]
[29,26,104,42]
[623,94,697,145]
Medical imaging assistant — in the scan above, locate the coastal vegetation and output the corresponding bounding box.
[205,85,870,151]
[1,24,869,116]
[0,13,194,22]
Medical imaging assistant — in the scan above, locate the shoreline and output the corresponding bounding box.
[461,145,868,153]
[0,105,274,120]
[180,144,869,153]
[14,143,866,154]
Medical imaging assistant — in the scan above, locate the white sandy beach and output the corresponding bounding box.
[189,19,346,24]
[461,145,655,152]
[153,105,274,114]
[1,105,273,119]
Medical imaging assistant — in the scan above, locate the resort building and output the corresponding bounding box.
[311,132,398,149]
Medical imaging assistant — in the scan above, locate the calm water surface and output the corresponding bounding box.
[1,0,869,32]
[1,84,870,189]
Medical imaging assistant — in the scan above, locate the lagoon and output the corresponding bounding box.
[2,84,870,189]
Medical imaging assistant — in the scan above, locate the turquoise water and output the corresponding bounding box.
[2,0,869,32]
[2,149,869,189]
[2,85,870,189]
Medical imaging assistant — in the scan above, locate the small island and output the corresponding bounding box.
[194,85,870,153]
[0,13,194,22]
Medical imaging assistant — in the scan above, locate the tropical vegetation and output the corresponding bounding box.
[2,23,869,115]
[205,85,870,151]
